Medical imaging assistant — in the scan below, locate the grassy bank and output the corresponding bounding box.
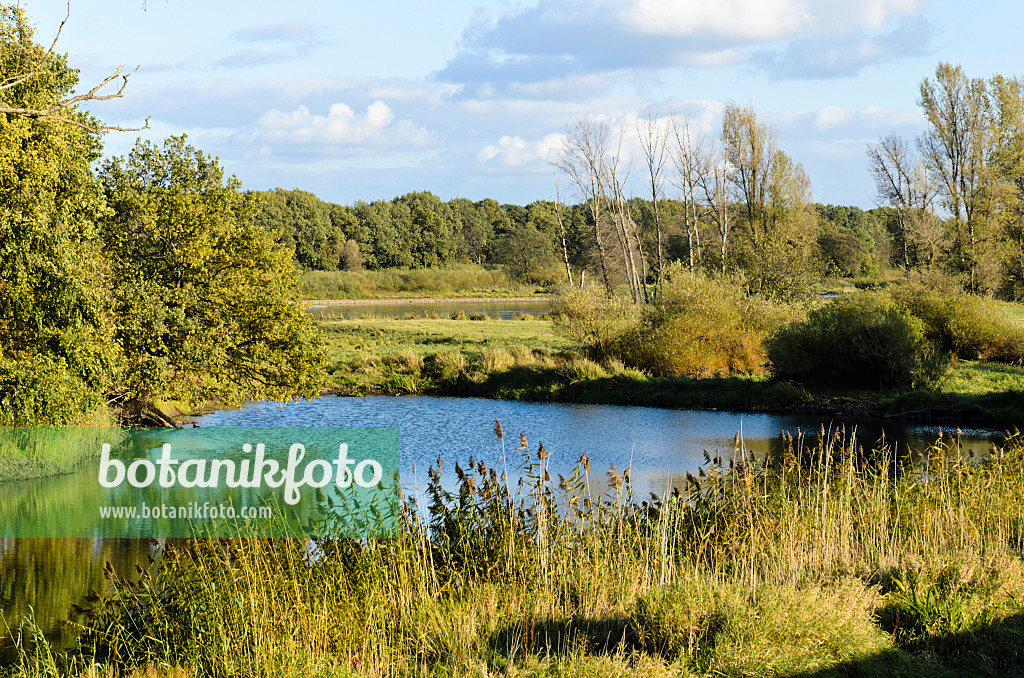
[8,429,1024,677]
[319,315,1024,428]
[0,415,118,484]
[298,264,546,299]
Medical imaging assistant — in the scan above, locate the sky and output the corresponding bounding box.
[18,0,1024,209]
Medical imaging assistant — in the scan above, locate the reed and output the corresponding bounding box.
[8,429,1024,677]
[297,265,535,300]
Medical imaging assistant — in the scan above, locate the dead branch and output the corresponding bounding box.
[1,4,150,133]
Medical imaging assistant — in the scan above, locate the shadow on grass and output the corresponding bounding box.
[484,612,1024,678]
[488,615,639,659]
[784,612,1024,678]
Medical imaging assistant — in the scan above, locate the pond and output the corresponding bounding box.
[0,395,1003,664]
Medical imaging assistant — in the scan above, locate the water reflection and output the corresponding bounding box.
[0,539,154,664]
[199,396,1001,499]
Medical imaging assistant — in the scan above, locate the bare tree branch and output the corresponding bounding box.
[0,5,150,132]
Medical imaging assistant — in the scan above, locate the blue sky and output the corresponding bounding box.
[20,0,1024,208]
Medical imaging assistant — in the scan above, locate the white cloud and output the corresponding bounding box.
[814,105,856,130]
[804,104,925,133]
[479,133,566,167]
[622,0,930,38]
[438,0,934,88]
[236,100,430,151]
[623,0,813,40]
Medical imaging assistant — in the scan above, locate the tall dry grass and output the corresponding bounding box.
[9,428,1024,677]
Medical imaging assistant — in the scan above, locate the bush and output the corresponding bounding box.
[552,270,792,378]
[622,269,771,377]
[889,283,1024,364]
[768,293,948,390]
[550,284,641,359]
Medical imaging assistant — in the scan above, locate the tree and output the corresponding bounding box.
[867,132,936,271]
[989,74,1024,299]
[394,191,456,267]
[99,136,328,410]
[919,62,992,292]
[338,239,364,271]
[554,117,614,293]
[0,6,148,133]
[491,223,558,282]
[670,112,709,275]
[722,103,816,298]
[639,109,670,293]
[552,180,575,285]
[255,188,340,271]
[698,142,733,275]
[0,7,121,425]
[448,198,492,264]
[722,102,776,240]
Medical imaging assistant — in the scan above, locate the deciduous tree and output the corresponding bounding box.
[0,7,121,424]
[99,136,328,410]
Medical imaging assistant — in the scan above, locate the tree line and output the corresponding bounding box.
[253,187,890,296]
[254,105,903,300]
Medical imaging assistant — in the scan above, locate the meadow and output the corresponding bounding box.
[315,313,1024,428]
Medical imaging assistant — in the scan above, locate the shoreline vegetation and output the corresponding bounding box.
[8,429,1024,677]
[313,302,1024,431]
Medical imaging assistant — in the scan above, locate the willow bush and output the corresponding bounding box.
[889,283,1024,364]
[552,268,794,378]
[767,292,948,390]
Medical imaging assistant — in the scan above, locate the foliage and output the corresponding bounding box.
[768,292,948,390]
[889,283,1024,364]
[815,204,887,277]
[620,267,770,377]
[253,188,343,271]
[98,136,328,406]
[0,7,121,425]
[549,284,640,359]
[490,222,563,284]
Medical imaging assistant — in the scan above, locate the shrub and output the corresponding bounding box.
[889,283,1024,364]
[550,284,641,360]
[767,293,947,390]
[622,269,770,377]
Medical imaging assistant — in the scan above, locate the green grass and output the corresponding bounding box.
[1002,299,1024,329]
[13,429,1024,677]
[0,419,119,483]
[316,315,1024,428]
[297,264,546,299]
